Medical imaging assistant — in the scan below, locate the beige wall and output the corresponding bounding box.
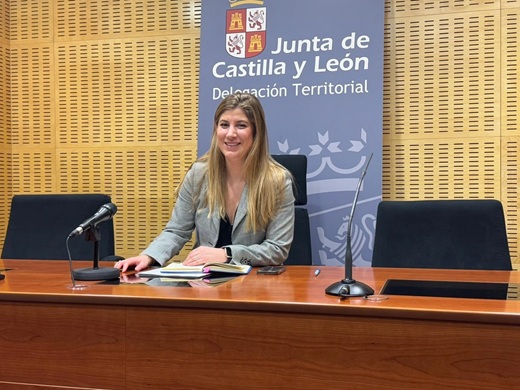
[1,0,519,267]
[383,1,520,267]
[0,0,11,245]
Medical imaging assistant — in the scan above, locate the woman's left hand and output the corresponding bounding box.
[183,247,227,266]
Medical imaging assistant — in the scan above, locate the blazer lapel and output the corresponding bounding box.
[232,184,248,232]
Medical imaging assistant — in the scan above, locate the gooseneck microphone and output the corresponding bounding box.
[68,203,117,238]
[325,154,375,298]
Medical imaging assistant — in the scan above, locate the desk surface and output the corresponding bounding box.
[1,260,520,390]
[1,259,519,324]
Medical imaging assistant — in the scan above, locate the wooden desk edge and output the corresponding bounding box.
[2,290,519,326]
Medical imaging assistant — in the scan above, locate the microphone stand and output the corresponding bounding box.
[72,225,120,281]
[325,154,375,298]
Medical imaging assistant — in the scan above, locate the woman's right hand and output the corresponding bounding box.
[113,255,154,272]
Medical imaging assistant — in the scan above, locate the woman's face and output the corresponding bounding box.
[216,108,254,164]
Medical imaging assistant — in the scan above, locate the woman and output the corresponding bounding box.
[115,93,295,272]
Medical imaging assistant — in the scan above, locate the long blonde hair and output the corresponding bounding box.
[198,93,290,232]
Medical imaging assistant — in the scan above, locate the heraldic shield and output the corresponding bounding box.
[226,7,266,58]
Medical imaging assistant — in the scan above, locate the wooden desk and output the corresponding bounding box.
[0,260,519,389]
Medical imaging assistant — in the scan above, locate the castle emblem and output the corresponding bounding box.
[226,7,266,58]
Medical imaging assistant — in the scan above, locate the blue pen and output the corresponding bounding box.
[314,269,321,277]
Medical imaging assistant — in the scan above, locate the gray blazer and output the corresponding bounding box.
[143,161,295,267]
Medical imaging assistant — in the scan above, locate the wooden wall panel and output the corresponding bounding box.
[383,10,501,139]
[10,44,54,146]
[55,37,199,146]
[502,8,520,136]
[388,0,500,16]
[0,0,9,43]
[503,138,520,269]
[3,1,201,259]
[501,8,520,267]
[0,43,9,147]
[382,138,501,199]
[0,0,9,244]
[54,0,201,40]
[0,150,11,242]
[383,0,519,267]
[504,0,520,9]
[0,0,519,267]
[10,150,55,193]
[56,147,197,257]
[10,0,52,42]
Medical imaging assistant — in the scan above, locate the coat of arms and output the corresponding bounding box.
[226,7,266,58]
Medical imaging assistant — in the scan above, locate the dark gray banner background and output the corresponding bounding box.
[198,0,384,266]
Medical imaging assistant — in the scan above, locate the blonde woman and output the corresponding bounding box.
[115,93,295,272]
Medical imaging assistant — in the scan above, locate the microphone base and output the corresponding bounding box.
[325,279,375,298]
[72,267,120,281]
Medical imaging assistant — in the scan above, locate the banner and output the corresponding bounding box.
[198,0,385,266]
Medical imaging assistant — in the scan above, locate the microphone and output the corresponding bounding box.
[325,153,375,298]
[66,201,121,284]
[68,203,117,238]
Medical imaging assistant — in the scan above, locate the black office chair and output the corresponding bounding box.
[371,200,512,270]
[272,154,312,265]
[1,194,119,261]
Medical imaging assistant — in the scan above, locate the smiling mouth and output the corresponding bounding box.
[225,142,240,147]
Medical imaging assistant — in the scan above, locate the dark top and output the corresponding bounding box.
[215,217,232,248]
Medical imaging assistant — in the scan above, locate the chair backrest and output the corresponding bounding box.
[1,194,116,261]
[371,200,512,270]
[271,154,312,265]
[271,154,307,206]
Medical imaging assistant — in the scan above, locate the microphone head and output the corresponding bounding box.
[96,203,117,224]
[103,202,117,217]
[67,202,118,238]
